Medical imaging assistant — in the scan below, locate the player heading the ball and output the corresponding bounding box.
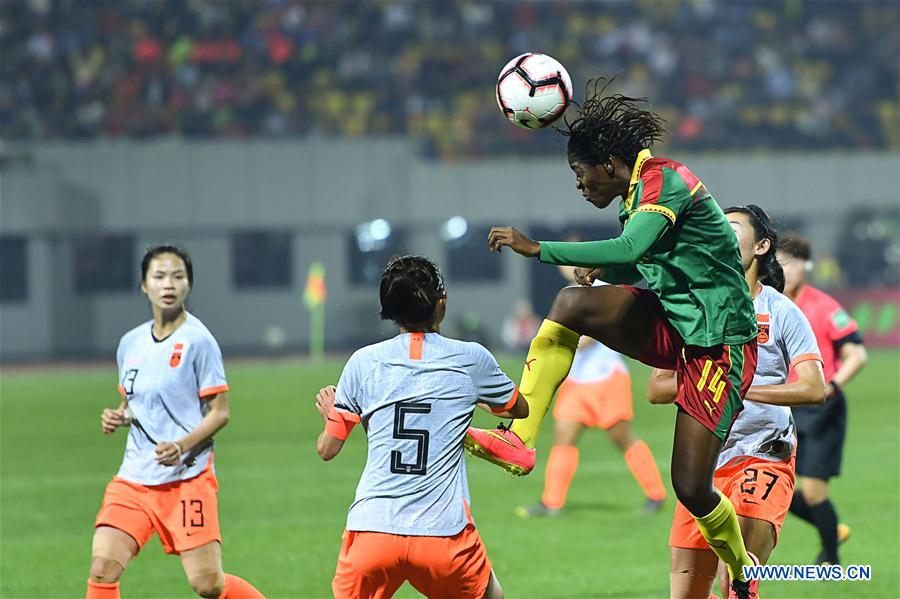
[467,77,760,599]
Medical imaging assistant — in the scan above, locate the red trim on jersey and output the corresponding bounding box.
[409,332,424,360]
[199,384,228,399]
[117,384,126,398]
[790,353,823,369]
[490,386,519,414]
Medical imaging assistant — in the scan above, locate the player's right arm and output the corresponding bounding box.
[315,385,349,461]
[100,399,131,434]
[103,338,133,434]
[316,351,365,461]
[646,368,677,404]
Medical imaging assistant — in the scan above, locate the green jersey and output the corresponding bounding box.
[539,150,756,347]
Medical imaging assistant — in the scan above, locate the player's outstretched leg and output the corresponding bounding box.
[465,319,578,475]
[466,285,654,476]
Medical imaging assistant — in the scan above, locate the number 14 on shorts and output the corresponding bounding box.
[696,359,726,415]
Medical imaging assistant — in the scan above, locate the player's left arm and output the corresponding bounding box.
[488,213,669,268]
[646,368,678,404]
[156,393,230,466]
[477,392,529,419]
[315,385,351,461]
[157,334,231,466]
[744,360,826,406]
[745,303,826,407]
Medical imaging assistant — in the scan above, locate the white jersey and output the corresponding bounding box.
[718,285,821,466]
[115,313,228,485]
[334,333,516,537]
[566,340,628,383]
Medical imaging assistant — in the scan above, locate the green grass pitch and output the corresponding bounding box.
[2,350,897,598]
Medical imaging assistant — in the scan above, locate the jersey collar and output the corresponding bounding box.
[624,149,653,212]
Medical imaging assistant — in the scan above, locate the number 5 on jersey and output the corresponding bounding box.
[391,403,431,476]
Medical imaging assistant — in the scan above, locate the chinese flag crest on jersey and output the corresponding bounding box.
[170,343,184,368]
[757,315,770,344]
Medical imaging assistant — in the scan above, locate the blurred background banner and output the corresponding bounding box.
[1,0,898,361]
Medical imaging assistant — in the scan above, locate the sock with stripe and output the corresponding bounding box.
[693,490,754,583]
[219,574,266,599]
[624,441,667,502]
[541,445,579,509]
[86,580,120,599]
[509,320,580,448]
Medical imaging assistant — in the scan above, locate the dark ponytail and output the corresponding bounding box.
[379,255,446,328]
[724,205,785,293]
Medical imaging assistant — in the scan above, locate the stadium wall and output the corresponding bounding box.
[1,141,897,361]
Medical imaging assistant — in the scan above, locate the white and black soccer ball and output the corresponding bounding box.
[496,53,573,130]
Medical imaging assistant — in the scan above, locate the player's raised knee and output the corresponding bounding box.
[189,572,225,598]
[89,556,124,584]
[548,286,587,327]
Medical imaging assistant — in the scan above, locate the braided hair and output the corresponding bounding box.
[559,77,667,167]
[379,255,446,328]
[724,205,785,293]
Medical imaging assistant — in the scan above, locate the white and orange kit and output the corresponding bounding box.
[95,313,228,555]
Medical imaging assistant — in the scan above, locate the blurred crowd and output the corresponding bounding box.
[1,0,897,158]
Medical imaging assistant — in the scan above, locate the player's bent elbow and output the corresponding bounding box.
[317,442,339,461]
[318,448,337,461]
[804,380,827,405]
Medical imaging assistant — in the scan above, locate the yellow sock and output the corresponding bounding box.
[693,490,753,582]
[509,320,580,448]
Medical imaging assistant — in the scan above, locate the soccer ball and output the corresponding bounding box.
[496,53,573,130]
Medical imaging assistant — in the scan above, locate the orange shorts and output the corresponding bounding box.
[94,462,221,555]
[553,370,633,430]
[332,523,492,599]
[670,455,795,549]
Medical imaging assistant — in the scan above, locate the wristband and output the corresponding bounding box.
[173,441,184,462]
